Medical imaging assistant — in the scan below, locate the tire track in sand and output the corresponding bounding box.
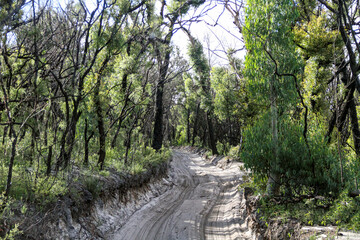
[109,150,253,240]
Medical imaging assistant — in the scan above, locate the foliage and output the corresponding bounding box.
[258,190,360,231]
[228,145,241,161]
[241,113,341,196]
[83,175,103,199]
[244,0,302,109]
[0,193,23,239]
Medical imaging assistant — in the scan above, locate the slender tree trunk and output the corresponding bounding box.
[152,81,165,151]
[186,108,191,144]
[84,119,94,166]
[349,99,360,155]
[192,103,200,146]
[124,129,133,165]
[46,145,52,176]
[206,111,218,155]
[266,75,280,196]
[202,122,207,147]
[111,122,122,149]
[95,81,106,170]
[5,133,17,197]
[349,97,360,187]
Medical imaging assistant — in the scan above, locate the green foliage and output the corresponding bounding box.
[216,141,230,156]
[211,66,247,122]
[168,0,205,16]
[128,147,170,174]
[241,113,341,196]
[228,145,240,161]
[107,146,171,175]
[0,193,23,239]
[3,169,67,206]
[257,189,360,231]
[83,175,102,199]
[294,14,343,113]
[244,0,303,110]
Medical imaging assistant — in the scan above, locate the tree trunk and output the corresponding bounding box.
[186,108,191,144]
[111,122,121,149]
[152,81,165,151]
[84,119,94,166]
[266,75,280,196]
[46,145,52,176]
[192,103,200,146]
[207,111,218,155]
[95,82,106,170]
[152,30,173,151]
[349,98,360,155]
[5,133,18,196]
[124,129,133,165]
[202,122,207,147]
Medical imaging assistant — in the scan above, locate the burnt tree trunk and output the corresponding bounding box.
[46,146,52,176]
[95,80,106,170]
[84,119,94,166]
[206,111,218,155]
[192,103,200,146]
[152,81,165,151]
[186,108,191,144]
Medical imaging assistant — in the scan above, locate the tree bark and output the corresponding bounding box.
[207,111,218,155]
[95,80,106,170]
[192,103,200,146]
[84,119,94,166]
[186,108,191,144]
[266,75,280,196]
[349,99,360,156]
[5,134,18,196]
[46,145,52,176]
[152,81,165,151]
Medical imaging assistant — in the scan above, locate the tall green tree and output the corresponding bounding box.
[243,0,304,195]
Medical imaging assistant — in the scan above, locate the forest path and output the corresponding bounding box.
[109,150,252,240]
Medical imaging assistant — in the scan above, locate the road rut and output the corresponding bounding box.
[109,150,253,240]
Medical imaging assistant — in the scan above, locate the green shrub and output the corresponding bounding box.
[83,176,102,198]
[0,193,23,239]
[130,162,146,175]
[258,189,360,231]
[241,113,341,197]
[216,141,230,155]
[228,145,240,161]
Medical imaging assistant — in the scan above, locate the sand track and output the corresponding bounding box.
[109,150,252,240]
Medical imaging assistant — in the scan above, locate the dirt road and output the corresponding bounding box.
[109,150,253,240]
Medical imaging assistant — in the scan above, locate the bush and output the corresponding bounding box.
[228,145,240,161]
[216,141,230,155]
[83,175,102,199]
[0,193,23,239]
[241,113,341,197]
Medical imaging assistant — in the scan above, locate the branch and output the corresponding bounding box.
[263,44,309,144]
[317,0,338,14]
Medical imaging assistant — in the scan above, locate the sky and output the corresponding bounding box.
[172,1,245,66]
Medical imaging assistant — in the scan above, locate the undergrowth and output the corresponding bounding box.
[242,174,360,232]
[0,147,171,239]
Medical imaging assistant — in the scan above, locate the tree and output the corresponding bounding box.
[151,0,205,151]
[187,36,219,154]
[243,0,305,195]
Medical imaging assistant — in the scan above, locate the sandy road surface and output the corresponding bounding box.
[109,150,253,240]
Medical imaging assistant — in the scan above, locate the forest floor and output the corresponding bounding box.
[107,149,254,240]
